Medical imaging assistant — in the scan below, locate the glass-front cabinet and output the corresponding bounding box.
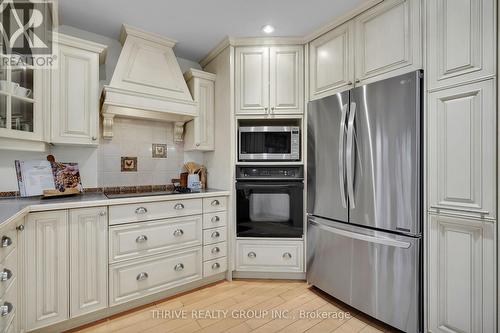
[0,55,46,149]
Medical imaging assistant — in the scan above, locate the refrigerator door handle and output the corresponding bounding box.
[346,102,357,208]
[309,219,411,249]
[338,103,348,208]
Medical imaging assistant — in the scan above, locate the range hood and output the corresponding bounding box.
[101,24,197,139]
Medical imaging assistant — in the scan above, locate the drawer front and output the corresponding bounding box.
[0,280,16,332]
[109,248,202,306]
[203,197,227,213]
[0,229,16,264]
[109,199,202,225]
[0,249,17,299]
[203,227,226,245]
[203,258,227,278]
[237,240,303,272]
[203,242,227,261]
[203,212,227,230]
[110,215,202,262]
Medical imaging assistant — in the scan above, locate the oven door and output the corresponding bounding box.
[236,181,304,238]
[239,127,297,161]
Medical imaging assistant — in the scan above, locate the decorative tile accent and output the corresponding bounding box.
[152,144,167,158]
[121,157,138,172]
[0,191,19,197]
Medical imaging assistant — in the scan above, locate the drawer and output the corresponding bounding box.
[0,249,16,298]
[236,240,303,272]
[203,258,227,278]
[0,229,16,264]
[203,197,227,213]
[203,212,227,229]
[109,199,202,225]
[203,242,227,261]
[203,227,226,245]
[109,215,202,262]
[109,247,202,306]
[0,280,16,332]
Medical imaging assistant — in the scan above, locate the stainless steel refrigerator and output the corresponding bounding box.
[306,71,423,333]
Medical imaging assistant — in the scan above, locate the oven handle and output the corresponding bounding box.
[236,183,303,190]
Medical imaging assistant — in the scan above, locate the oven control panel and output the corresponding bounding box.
[236,166,303,180]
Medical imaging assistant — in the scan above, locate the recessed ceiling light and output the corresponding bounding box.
[261,25,275,34]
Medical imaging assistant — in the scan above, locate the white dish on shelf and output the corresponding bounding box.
[13,86,31,98]
[0,80,19,93]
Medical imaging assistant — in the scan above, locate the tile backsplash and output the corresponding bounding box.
[99,118,184,187]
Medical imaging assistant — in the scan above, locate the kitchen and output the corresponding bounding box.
[0,0,497,332]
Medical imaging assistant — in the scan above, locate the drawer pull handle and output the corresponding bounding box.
[174,263,184,271]
[0,269,12,282]
[211,247,220,254]
[136,235,148,243]
[136,272,149,281]
[211,231,220,238]
[211,200,220,206]
[211,216,220,223]
[0,302,12,317]
[99,211,106,216]
[174,203,185,210]
[283,252,292,260]
[173,229,184,237]
[212,262,220,270]
[1,237,12,248]
[248,252,256,258]
[135,207,148,214]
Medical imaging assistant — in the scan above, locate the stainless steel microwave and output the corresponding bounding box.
[239,126,300,161]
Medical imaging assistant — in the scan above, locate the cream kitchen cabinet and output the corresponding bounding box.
[427,0,496,90]
[184,69,216,151]
[235,45,303,116]
[69,207,108,318]
[428,80,496,220]
[50,33,107,146]
[428,214,496,333]
[25,210,69,331]
[309,21,355,100]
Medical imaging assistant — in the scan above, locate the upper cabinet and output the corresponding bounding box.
[427,0,496,90]
[51,34,107,146]
[184,69,216,151]
[236,45,303,116]
[308,0,422,100]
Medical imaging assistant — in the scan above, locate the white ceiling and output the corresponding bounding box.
[59,0,368,61]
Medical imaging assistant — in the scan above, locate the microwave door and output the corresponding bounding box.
[239,126,299,161]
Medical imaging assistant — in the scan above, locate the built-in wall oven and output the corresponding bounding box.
[236,166,304,238]
[239,126,300,161]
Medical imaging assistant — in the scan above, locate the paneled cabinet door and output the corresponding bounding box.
[309,21,354,100]
[427,0,496,90]
[25,211,69,331]
[428,80,496,219]
[354,0,422,84]
[235,47,269,115]
[269,46,304,114]
[429,215,496,333]
[69,207,108,318]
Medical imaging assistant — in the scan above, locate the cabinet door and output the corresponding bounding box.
[51,44,99,145]
[186,77,215,151]
[269,46,304,114]
[428,80,496,219]
[25,211,68,330]
[309,22,354,100]
[427,0,496,90]
[354,0,422,84]
[235,47,269,115]
[429,215,496,333]
[69,207,108,318]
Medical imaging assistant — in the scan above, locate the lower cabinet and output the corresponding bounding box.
[236,240,304,273]
[428,214,496,333]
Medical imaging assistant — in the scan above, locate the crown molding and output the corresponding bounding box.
[119,24,177,47]
[55,32,108,63]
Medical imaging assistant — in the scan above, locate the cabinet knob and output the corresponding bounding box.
[0,302,12,317]
[271,106,275,114]
[136,235,148,243]
[174,203,185,210]
[211,200,220,206]
[355,79,360,84]
[135,207,148,214]
[99,211,106,216]
[347,81,353,85]
[248,252,256,259]
[211,231,220,239]
[211,216,220,223]
[174,263,184,271]
[211,247,220,254]
[282,252,292,260]
[136,272,149,281]
[196,143,200,147]
[212,262,220,270]
[16,225,24,231]
[92,136,97,141]
[1,237,12,248]
[173,229,184,237]
[0,269,12,282]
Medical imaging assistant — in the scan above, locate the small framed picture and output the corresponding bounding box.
[121,157,137,172]
[152,144,167,158]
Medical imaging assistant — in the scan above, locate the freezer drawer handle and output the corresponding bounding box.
[309,220,411,249]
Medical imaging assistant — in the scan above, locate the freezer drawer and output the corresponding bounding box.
[307,216,421,333]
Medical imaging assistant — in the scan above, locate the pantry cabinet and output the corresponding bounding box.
[50,33,107,146]
[184,69,216,151]
[235,45,303,116]
[428,214,496,333]
[427,0,496,90]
